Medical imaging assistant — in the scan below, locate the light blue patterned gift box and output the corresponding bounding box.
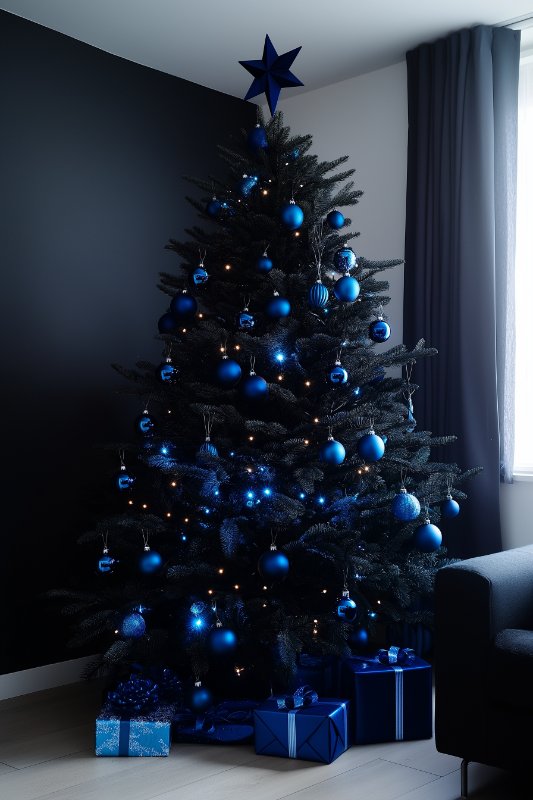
[96,703,174,756]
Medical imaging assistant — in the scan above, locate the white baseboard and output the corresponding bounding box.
[0,655,98,701]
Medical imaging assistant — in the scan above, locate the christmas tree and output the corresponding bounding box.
[56,110,475,699]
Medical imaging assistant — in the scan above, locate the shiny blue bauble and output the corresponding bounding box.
[258,549,290,579]
[157,361,178,383]
[414,522,442,552]
[98,554,115,573]
[139,550,163,574]
[336,596,357,622]
[280,202,304,230]
[190,685,213,713]
[158,312,177,334]
[206,198,221,217]
[236,310,255,329]
[266,295,291,319]
[116,471,135,491]
[392,491,421,521]
[329,364,348,384]
[135,412,156,436]
[369,319,391,342]
[216,357,242,387]
[191,267,208,286]
[357,432,385,462]
[120,612,146,639]
[198,441,218,457]
[320,438,346,465]
[241,374,268,400]
[442,497,460,518]
[247,124,268,151]
[334,275,360,302]
[308,281,329,309]
[333,247,357,272]
[256,255,273,273]
[209,627,237,654]
[238,174,259,197]
[327,210,345,229]
[170,292,197,319]
[350,627,369,648]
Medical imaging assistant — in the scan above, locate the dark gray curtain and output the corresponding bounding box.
[404,26,520,558]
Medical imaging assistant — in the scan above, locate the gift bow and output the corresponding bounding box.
[277,685,319,710]
[107,675,159,715]
[377,646,415,666]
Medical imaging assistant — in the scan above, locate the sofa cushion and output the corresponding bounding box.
[489,628,533,711]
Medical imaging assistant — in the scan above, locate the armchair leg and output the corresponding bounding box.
[461,759,469,799]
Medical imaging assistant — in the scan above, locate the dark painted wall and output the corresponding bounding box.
[0,10,254,674]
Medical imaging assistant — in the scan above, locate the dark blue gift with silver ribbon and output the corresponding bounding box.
[340,647,432,744]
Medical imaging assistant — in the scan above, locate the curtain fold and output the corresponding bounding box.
[404,26,520,558]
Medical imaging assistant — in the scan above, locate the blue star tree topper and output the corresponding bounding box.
[239,34,303,115]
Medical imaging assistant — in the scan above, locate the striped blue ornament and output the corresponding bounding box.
[308,280,329,309]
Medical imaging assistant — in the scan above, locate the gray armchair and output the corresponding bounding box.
[435,545,533,798]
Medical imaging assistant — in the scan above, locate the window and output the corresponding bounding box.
[514,52,533,475]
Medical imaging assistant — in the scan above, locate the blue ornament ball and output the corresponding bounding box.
[157,361,178,383]
[158,312,177,334]
[198,440,218,457]
[120,612,146,639]
[320,438,346,465]
[266,295,291,319]
[357,432,385,462]
[241,374,268,400]
[190,685,213,713]
[336,595,357,622]
[280,201,304,230]
[258,549,289,579]
[442,497,460,518]
[135,412,156,436]
[327,210,345,229]
[170,292,198,319]
[216,357,242,387]
[334,275,360,302]
[238,174,259,197]
[139,549,163,574]
[369,319,391,342]
[209,626,237,654]
[350,627,369,649]
[256,254,273,273]
[206,198,221,218]
[308,280,329,309]
[236,310,255,329]
[116,470,135,491]
[191,267,208,286]
[329,363,348,384]
[333,247,357,272]
[247,124,268,151]
[392,491,421,521]
[414,522,442,552]
[98,554,116,573]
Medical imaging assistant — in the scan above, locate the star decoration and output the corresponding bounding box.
[239,34,303,116]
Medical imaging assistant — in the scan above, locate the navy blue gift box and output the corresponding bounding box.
[254,691,350,764]
[340,647,432,745]
[293,654,338,697]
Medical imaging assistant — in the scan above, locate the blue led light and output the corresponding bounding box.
[191,616,205,631]
[181,534,187,541]
[275,353,285,363]
[369,611,377,619]
[299,492,306,499]
[246,491,255,500]
[161,446,169,455]
[317,496,325,505]
[214,490,220,496]
[229,451,235,457]
[263,488,272,497]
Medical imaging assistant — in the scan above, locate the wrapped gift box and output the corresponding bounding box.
[340,648,432,745]
[293,654,338,697]
[254,695,350,764]
[96,702,174,756]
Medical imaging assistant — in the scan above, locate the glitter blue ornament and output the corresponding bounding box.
[209,624,237,654]
[239,34,303,116]
[236,306,255,329]
[120,612,146,639]
[336,589,357,622]
[158,311,177,334]
[266,292,291,319]
[327,210,345,229]
[216,356,242,387]
[170,291,197,319]
[135,411,156,436]
[241,371,269,400]
[206,197,221,217]
[258,545,289,579]
[256,252,273,273]
[157,359,178,383]
[308,280,329,309]
[116,469,135,491]
[238,174,259,197]
[334,274,360,302]
[442,496,460,518]
[190,683,213,713]
[392,489,421,521]
[280,200,304,230]
[320,436,346,465]
[191,266,209,285]
[247,124,268,151]
[139,548,163,574]
[333,247,357,272]
[198,439,218,457]
[357,430,385,462]
[369,318,391,342]
[329,361,348,384]
[414,520,442,552]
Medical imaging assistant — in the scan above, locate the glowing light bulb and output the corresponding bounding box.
[235,345,241,350]
[299,492,306,499]
[234,584,240,590]
[171,481,177,487]
[263,488,272,497]
[142,503,148,509]
[225,264,231,270]
[317,496,325,505]
[277,375,283,381]
[304,439,309,445]
[128,500,134,506]
[275,353,285,363]
[218,568,224,574]
[248,436,254,441]
[166,512,171,518]
[305,381,311,387]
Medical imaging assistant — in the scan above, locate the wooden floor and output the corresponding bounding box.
[0,682,526,800]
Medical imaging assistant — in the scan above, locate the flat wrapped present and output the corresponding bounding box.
[340,646,432,745]
[254,687,350,764]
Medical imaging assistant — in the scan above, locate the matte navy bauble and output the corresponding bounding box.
[157,360,178,383]
[280,201,304,230]
[170,291,198,319]
[350,627,369,648]
[266,294,291,319]
[190,684,213,713]
[414,522,442,552]
[206,197,221,217]
[369,319,391,342]
[247,124,268,151]
[139,549,163,574]
[258,548,289,579]
[236,309,255,329]
[357,431,385,462]
[209,626,237,654]
[238,174,259,197]
[241,373,268,400]
[120,612,146,639]
[198,440,218,457]
[191,267,209,285]
[329,362,348,384]
[216,357,242,387]
[308,280,329,309]
[158,312,177,334]
[116,470,135,491]
[392,490,421,521]
[336,591,357,621]
[135,412,157,436]
[256,254,273,273]
[442,497,460,518]
[320,437,346,465]
[327,210,345,229]
[334,274,360,302]
[333,247,357,272]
